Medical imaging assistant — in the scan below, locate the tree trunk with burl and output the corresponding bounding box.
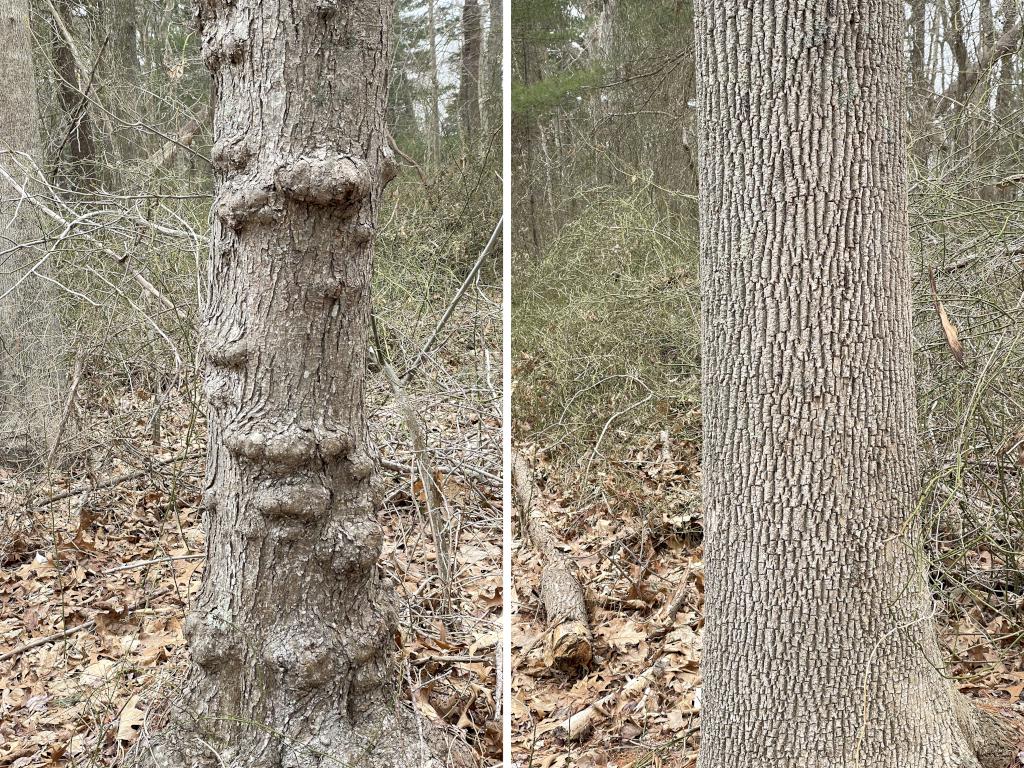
[142,1,472,765]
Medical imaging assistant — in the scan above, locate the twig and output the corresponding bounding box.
[46,352,84,469]
[378,458,501,487]
[103,554,204,574]
[411,654,488,665]
[31,451,200,509]
[403,217,502,377]
[387,129,432,189]
[372,336,454,613]
[0,620,96,662]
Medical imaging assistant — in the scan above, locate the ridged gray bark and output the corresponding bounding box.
[693,2,1014,766]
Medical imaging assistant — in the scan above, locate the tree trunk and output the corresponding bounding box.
[51,0,100,189]
[143,1,470,765]
[909,0,928,98]
[427,0,442,166]
[104,0,141,83]
[459,0,483,145]
[692,2,1015,767]
[996,0,1019,114]
[485,0,502,135]
[0,0,65,467]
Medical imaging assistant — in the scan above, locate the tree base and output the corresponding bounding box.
[131,696,477,768]
[958,696,1021,768]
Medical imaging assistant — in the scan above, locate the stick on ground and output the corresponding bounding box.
[512,449,593,671]
[554,658,669,741]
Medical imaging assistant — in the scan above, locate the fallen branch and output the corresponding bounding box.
[554,658,669,741]
[379,458,501,488]
[32,451,200,509]
[0,620,96,662]
[147,116,203,171]
[512,450,593,671]
[103,554,204,574]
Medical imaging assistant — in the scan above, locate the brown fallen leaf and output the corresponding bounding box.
[116,695,146,743]
[929,266,965,365]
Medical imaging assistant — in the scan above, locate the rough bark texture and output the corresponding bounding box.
[0,0,64,467]
[512,451,592,671]
[459,0,484,144]
[142,2,471,766]
[692,2,1017,767]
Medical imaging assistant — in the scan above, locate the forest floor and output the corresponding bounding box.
[511,430,1024,768]
[0,288,502,767]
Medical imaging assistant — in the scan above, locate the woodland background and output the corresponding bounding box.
[511,1,1024,766]
[0,1,503,765]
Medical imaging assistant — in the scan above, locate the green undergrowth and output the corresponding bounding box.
[512,187,700,466]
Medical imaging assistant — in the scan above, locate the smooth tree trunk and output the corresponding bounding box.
[0,0,64,467]
[459,0,484,144]
[144,1,469,766]
[692,2,1015,767]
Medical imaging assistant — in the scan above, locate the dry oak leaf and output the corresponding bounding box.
[116,695,146,743]
[929,266,965,365]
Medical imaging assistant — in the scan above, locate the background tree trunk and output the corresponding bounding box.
[103,0,141,84]
[459,0,483,145]
[51,0,99,189]
[427,0,442,166]
[0,0,65,467]
[145,1,469,765]
[692,1,1015,766]
[485,0,502,135]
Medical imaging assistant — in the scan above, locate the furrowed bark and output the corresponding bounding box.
[138,1,472,766]
[692,1,1017,767]
[512,450,592,671]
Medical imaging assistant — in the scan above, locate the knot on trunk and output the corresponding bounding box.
[254,480,331,521]
[263,623,340,691]
[320,517,383,574]
[223,422,355,468]
[203,336,249,369]
[211,136,253,171]
[199,20,247,71]
[182,609,239,671]
[215,183,277,229]
[274,153,371,210]
[201,26,247,71]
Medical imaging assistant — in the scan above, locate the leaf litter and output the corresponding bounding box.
[512,426,1024,768]
[0,289,502,766]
